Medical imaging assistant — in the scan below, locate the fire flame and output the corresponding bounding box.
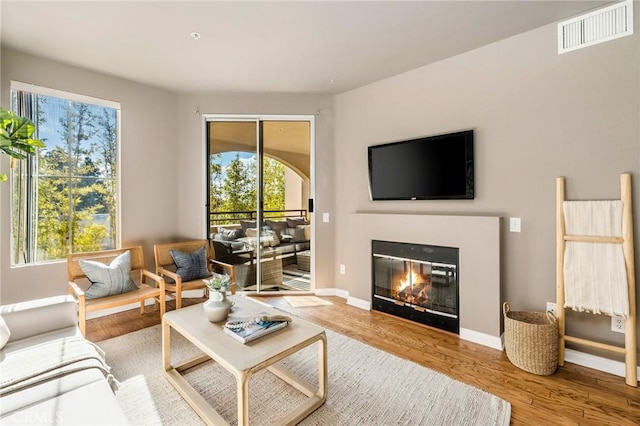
[393,265,431,305]
[397,268,422,292]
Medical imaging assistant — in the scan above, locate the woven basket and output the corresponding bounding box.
[503,302,558,375]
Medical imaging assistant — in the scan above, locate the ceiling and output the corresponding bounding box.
[1,1,609,95]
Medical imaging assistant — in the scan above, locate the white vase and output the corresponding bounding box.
[203,290,232,322]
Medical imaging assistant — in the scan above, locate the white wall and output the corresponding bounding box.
[333,17,639,359]
[0,49,179,303]
[174,94,335,289]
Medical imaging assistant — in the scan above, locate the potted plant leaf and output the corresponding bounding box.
[202,273,233,322]
[0,107,45,181]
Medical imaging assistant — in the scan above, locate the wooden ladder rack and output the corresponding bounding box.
[556,173,637,387]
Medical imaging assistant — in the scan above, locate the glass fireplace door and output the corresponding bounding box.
[373,254,458,317]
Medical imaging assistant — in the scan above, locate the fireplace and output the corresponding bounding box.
[371,240,459,333]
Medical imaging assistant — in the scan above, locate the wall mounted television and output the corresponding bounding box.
[368,130,474,200]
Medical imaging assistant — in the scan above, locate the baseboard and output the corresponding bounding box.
[459,328,503,351]
[180,289,207,298]
[314,287,369,309]
[564,348,640,382]
[85,290,206,320]
[346,296,371,311]
[314,287,349,299]
[86,298,161,319]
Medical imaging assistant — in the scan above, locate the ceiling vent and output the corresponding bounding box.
[558,0,633,54]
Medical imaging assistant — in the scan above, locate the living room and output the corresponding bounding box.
[1,1,639,424]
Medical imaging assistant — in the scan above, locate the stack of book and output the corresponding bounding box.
[223,312,291,343]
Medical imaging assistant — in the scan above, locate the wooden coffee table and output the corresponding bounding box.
[162,295,327,425]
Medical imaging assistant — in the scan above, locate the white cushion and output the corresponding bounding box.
[0,314,10,349]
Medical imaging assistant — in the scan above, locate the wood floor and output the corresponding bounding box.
[87,295,640,425]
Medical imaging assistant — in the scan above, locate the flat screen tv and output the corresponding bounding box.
[368,130,474,200]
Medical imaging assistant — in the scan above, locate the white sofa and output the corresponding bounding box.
[0,295,128,425]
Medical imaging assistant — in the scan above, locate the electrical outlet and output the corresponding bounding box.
[546,302,557,316]
[339,264,346,275]
[611,315,625,333]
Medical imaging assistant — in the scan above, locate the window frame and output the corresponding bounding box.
[9,81,122,266]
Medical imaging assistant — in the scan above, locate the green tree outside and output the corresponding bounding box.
[221,153,256,214]
[12,94,118,264]
[210,152,286,225]
[263,156,285,214]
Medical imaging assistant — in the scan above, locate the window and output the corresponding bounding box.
[11,83,120,265]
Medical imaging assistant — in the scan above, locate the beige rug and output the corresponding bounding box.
[98,324,510,425]
[284,295,333,307]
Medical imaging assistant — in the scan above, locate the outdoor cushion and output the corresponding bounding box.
[213,240,247,252]
[265,219,288,240]
[264,228,280,246]
[169,246,210,282]
[298,224,312,241]
[80,250,138,299]
[240,220,256,233]
[214,228,244,241]
[286,217,307,228]
[285,227,307,242]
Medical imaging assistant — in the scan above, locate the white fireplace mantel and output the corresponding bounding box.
[346,212,502,349]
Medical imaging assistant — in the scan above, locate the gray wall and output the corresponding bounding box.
[0,49,179,303]
[332,17,639,361]
[0,49,336,302]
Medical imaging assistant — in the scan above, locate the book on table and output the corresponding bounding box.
[223,312,289,343]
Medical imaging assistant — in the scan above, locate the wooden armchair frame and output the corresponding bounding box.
[154,240,236,310]
[67,246,166,337]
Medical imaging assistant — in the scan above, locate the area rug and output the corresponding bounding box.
[97,325,510,425]
[284,295,333,307]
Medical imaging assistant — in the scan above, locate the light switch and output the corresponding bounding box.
[509,217,521,233]
[323,212,330,223]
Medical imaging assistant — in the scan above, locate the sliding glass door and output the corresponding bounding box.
[206,116,313,294]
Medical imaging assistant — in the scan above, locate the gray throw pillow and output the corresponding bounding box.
[286,217,306,228]
[285,227,307,242]
[169,246,211,282]
[265,219,288,240]
[240,220,256,233]
[80,250,138,299]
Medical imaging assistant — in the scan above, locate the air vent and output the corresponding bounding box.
[558,0,633,54]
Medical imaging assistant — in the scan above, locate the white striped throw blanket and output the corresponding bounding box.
[563,200,629,317]
[0,336,117,397]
